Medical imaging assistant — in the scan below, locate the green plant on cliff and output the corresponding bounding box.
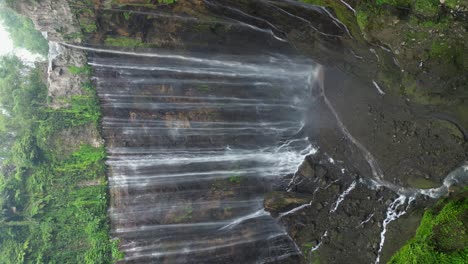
[375,0,408,5]
[355,10,368,32]
[445,0,468,8]
[389,191,468,264]
[68,65,93,75]
[229,175,241,184]
[74,5,97,34]
[0,53,119,262]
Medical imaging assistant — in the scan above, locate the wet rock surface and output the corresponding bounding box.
[266,64,466,263]
[47,43,88,107]
[268,153,434,263]
[322,67,467,188]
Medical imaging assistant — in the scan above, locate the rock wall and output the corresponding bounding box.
[16,0,101,139]
[13,0,88,107]
[47,42,88,108]
[16,0,81,42]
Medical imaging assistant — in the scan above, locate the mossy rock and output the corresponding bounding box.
[413,0,440,17]
[432,119,465,141]
[389,190,468,263]
[445,0,468,9]
[299,0,365,41]
[264,191,311,213]
[407,177,440,189]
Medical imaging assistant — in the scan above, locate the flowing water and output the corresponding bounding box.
[89,47,317,263]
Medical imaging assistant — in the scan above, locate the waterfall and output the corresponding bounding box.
[57,1,468,262]
[88,47,316,263]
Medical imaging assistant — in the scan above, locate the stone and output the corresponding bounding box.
[315,165,328,178]
[17,0,81,42]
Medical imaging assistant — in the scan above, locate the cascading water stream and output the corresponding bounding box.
[75,44,318,263]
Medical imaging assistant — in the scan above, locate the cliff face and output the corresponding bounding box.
[16,0,81,42]
[14,0,87,108]
[47,42,88,108]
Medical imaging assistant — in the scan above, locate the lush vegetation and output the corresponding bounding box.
[389,191,468,264]
[0,54,120,263]
[71,0,97,35]
[0,7,48,56]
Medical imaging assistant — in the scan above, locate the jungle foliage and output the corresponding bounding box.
[0,55,121,263]
[389,191,468,264]
[0,7,48,56]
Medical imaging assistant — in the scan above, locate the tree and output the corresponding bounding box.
[0,6,48,56]
[0,55,23,114]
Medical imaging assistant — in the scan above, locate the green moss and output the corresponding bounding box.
[302,241,321,263]
[68,65,92,75]
[430,41,451,62]
[420,20,436,28]
[402,73,453,106]
[123,12,131,21]
[375,0,411,7]
[74,5,97,34]
[414,0,439,16]
[229,176,241,184]
[81,22,97,33]
[355,10,368,32]
[63,32,83,41]
[111,239,125,261]
[354,3,391,33]
[429,40,467,70]
[299,0,365,40]
[105,36,149,48]
[264,192,309,211]
[445,0,467,9]
[407,178,440,189]
[389,192,468,263]
[174,206,193,222]
[405,30,429,43]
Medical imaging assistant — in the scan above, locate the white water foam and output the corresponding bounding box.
[330,180,357,213]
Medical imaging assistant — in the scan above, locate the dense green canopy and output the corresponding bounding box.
[0,7,48,56]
